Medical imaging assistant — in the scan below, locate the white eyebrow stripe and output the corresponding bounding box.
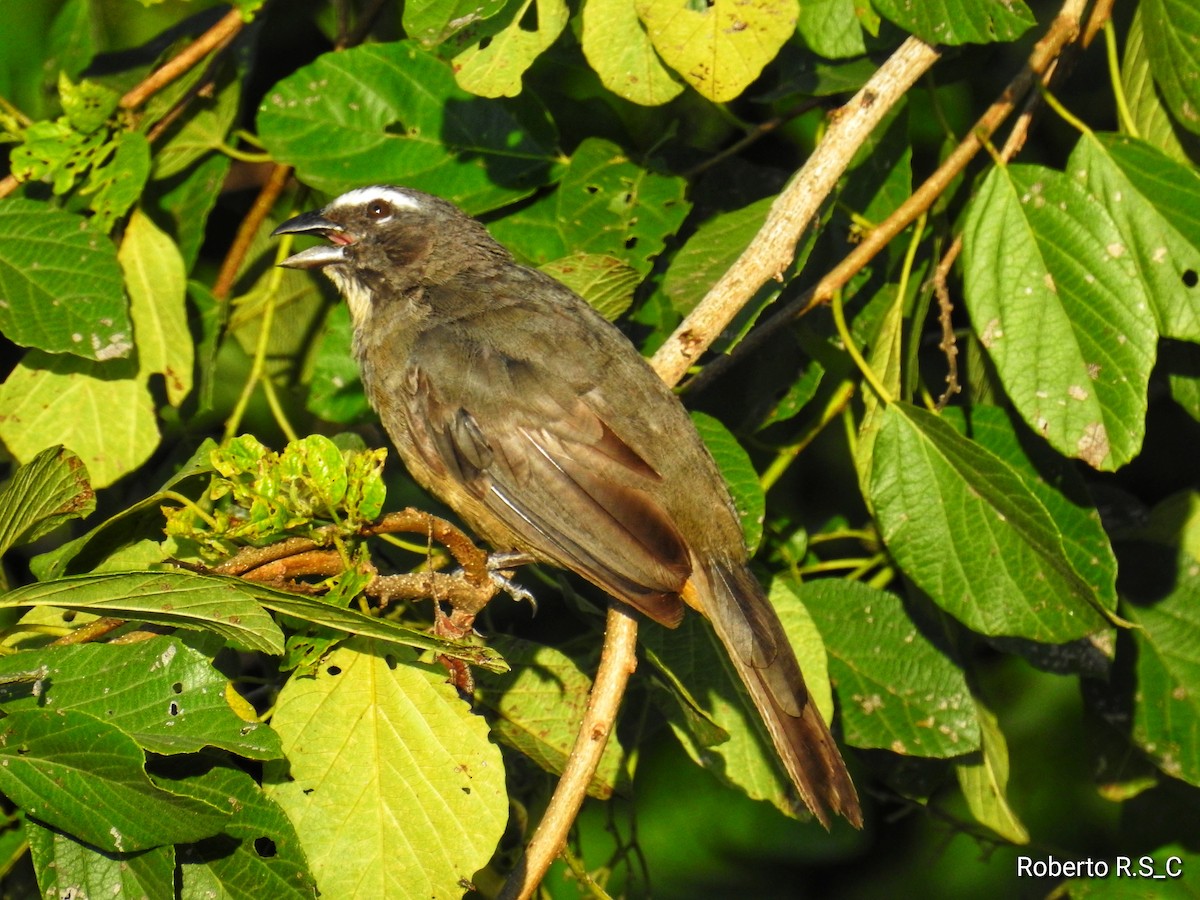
[328,186,423,213]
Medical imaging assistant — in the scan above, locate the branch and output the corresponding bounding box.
[689,0,1090,393]
[119,8,246,111]
[651,36,941,386]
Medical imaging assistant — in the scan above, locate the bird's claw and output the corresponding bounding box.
[485,552,538,613]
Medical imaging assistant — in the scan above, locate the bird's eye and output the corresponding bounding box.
[366,200,392,220]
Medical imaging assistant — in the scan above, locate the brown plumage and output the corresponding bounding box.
[273,185,861,828]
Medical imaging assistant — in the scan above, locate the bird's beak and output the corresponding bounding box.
[272,211,351,270]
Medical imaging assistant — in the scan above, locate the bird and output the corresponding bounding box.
[272,185,861,828]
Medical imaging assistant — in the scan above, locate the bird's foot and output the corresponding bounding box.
[486,551,538,613]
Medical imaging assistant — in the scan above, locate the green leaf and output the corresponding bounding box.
[473,635,626,798]
[403,0,511,45]
[556,137,690,277]
[581,0,684,106]
[46,0,99,84]
[539,252,641,320]
[58,74,118,134]
[868,402,1110,641]
[799,579,980,757]
[256,41,561,214]
[453,0,570,98]
[635,0,797,102]
[151,68,241,180]
[1120,8,1200,164]
[1123,550,1200,787]
[0,709,228,852]
[81,129,151,232]
[119,207,194,406]
[169,764,317,899]
[662,196,773,315]
[796,0,867,59]
[264,640,507,898]
[945,406,1118,616]
[960,164,1158,470]
[0,571,286,655]
[0,446,93,558]
[691,412,764,552]
[27,818,175,900]
[0,350,158,489]
[1140,0,1200,136]
[306,304,371,424]
[872,0,1035,45]
[0,637,281,759]
[0,199,130,360]
[955,698,1030,843]
[1069,132,1200,342]
[640,579,834,817]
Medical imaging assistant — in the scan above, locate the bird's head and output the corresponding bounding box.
[272,185,501,325]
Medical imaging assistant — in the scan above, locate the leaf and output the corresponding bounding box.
[662,196,773,315]
[798,579,980,757]
[872,0,1035,45]
[640,579,834,817]
[955,698,1030,843]
[453,0,570,98]
[796,0,867,59]
[581,0,684,106]
[119,208,194,405]
[0,571,285,655]
[82,129,151,232]
[0,637,281,759]
[473,635,626,797]
[27,818,175,900]
[256,41,561,214]
[0,446,93,557]
[151,68,240,180]
[0,199,130,360]
[306,304,372,424]
[0,350,159,489]
[1123,550,1200,788]
[1120,8,1200,164]
[539,252,641,321]
[403,0,511,45]
[1069,132,1200,342]
[691,412,764,552]
[960,164,1158,470]
[868,403,1110,642]
[1140,0,1200,136]
[556,138,690,277]
[635,0,797,102]
[169,764,317,899]
[0,709,228,853]
[264,640,507,899]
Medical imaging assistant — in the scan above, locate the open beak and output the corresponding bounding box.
[272,211,351,270]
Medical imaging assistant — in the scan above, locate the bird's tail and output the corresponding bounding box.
[686,559,862,829]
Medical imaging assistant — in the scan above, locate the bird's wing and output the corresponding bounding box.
[402,318,693,626]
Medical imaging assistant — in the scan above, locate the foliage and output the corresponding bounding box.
[0,0,1199,897]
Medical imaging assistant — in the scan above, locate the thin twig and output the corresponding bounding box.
[213,162,293,300]
[119,8,246,111]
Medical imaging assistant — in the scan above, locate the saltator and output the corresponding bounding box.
[274,185,861,828]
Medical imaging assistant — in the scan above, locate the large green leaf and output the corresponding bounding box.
[256,41,561,214]
[869,403,1109,641]
[0,709,228,853]
[872,0,1035,45]
[27,819,175,900]
[264,640,507,898]
[0,637,281,759]
[960,164,1158,470]
[1140,0,1200,136]
[0,199,130,360]
[0,350,159,489]
[799,579,979,758]
[1069,132,1200,342]
[0,446,93,559]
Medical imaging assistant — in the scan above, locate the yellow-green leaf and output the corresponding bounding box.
[453,0,570,98]
[582,0,684,106]
[635,0,797,102]
[119,208,193,406]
